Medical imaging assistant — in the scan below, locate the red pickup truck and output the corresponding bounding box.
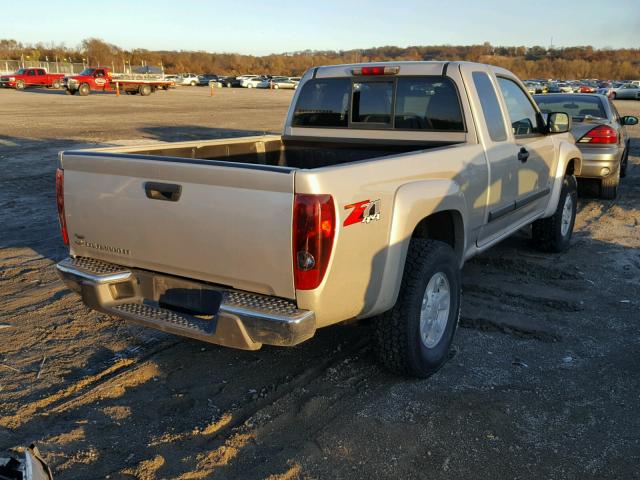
[63,67,173,96]
[0,68,65,89]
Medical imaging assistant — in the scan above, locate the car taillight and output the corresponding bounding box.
[293,194,336,290]
[351,66,400,76]
[55,168,69,245]
[578,125,618,144]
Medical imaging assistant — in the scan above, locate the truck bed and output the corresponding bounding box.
[81,135,458,170]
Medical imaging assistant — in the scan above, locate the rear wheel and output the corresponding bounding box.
[190,80,196,86]
[16,80,25,90]
[374,239,460,378]
[273,84,279,89]
[620,148,629,178]
[52,80,61,89]
[600,168,620,199]
[247,84,253,88]
[139,84,152,96]
[610,92,617,99]
[532,174,577,252]
[78,83,90,96]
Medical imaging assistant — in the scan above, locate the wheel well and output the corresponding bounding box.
[411,210,464,263]
[565,157,582,177]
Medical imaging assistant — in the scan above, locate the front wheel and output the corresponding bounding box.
[78,83,90,96]
[16,80,25,90]
[190,80,196,86]
[532,174,577,252]
[610,92,616,99]
[374,239,460,378]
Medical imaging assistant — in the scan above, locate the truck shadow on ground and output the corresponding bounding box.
[15,88,112,96]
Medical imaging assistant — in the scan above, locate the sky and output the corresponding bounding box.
[3,0,639,55]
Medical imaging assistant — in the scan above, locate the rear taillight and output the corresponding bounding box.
[578,125,618,144]
[55,168,69,245]
[293,194,336,290]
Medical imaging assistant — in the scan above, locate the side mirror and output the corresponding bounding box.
[622,116,638,126]
[546,112,571,133]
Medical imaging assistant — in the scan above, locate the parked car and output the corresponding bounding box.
[534,93,637,198]
[256,76,291,88]
[240,75,267,88]
[271,76,300,89]
[55,61,580,378]
[198,74,219,86]
[578,84,597,93]
[524,80,544,94]
[610,83,640,100]
[0,67,64,89]
[175,73,200,86]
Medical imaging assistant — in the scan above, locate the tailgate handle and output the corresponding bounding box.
[144,182,182,202]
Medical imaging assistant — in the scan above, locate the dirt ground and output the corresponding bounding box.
[1,86,639,480]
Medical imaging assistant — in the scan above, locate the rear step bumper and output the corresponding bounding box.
[56,256,315,350]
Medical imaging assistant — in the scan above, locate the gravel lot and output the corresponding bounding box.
[1,86,639,480]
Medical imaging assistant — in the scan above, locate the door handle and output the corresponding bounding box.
[517,147,529,163]
[144,182,182,202]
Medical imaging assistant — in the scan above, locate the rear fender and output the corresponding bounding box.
[362,179,466,318]
[543,140,582,218]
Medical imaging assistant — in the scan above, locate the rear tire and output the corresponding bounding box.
[373,239,460,378]
[620,148,629,178]
[532,174,577,252]
[600,168,620,199]
[190,80,196,86]
[139,84,152,96]
[78,83,90,96]
[610,92,616,99]
[52,80,61,89]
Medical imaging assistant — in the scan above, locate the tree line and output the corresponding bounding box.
[1,38,638,80]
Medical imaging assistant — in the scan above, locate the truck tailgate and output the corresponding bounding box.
[61,152,296,299]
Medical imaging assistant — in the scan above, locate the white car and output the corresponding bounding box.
[240,75,265,88]
[175,73,200,86]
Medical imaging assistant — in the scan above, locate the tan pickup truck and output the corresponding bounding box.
[55,62,581,377]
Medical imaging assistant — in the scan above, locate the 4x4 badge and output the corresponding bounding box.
[344,199,381,226]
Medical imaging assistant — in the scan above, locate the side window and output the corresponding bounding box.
[472,72,507,142]
[497,77,541,136]
[27,69,35,76]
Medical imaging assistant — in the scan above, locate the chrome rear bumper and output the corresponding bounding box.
[56,256,315,350]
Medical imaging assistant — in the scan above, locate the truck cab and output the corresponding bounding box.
[0,68,63,89]
[64,67,112,95]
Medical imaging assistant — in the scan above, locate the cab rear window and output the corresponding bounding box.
[292,76,464,131]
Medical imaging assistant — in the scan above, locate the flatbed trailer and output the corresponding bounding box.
[63,67,175,96]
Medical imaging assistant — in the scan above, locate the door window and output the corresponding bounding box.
[497,77,541,136]
[472,72,507,142]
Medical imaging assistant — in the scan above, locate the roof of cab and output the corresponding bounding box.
[313,61,516,79]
